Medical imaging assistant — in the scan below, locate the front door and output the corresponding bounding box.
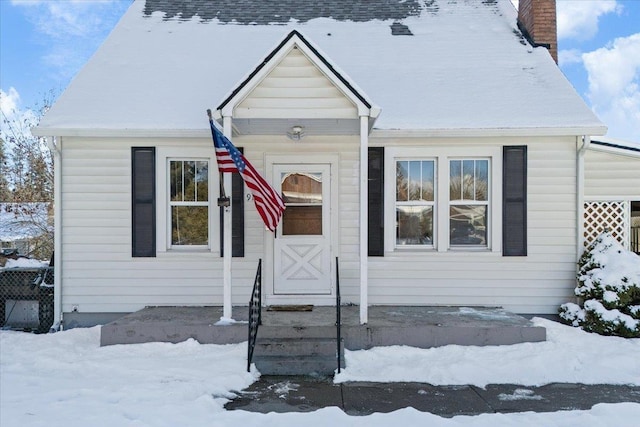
[273,163,332,295]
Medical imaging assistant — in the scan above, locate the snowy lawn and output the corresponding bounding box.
[2,318,639,426]
[335,318,640,386]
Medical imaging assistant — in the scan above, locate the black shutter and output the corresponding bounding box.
[220,148,245,257]
[132,147,156,257]
[503,146,527,256]
[368,147,384,256]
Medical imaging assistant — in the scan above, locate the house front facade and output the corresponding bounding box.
[34,0,613,328]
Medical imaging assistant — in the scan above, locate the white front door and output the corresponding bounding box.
[273,163,332,295]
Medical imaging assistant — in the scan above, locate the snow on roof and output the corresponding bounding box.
[35,0,605,135]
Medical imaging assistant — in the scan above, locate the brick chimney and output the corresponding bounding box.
[518,0,558,63]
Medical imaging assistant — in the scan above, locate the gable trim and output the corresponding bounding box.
[217,30,373,118]
[590,139,640,158]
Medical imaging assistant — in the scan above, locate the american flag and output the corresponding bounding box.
[209,119,285,232]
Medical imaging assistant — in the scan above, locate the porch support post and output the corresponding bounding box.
[222,116,233,319]
[359,115,369,324]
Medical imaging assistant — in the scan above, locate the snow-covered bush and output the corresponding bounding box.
[559,231,640,338]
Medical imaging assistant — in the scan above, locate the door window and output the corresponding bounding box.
[281,172,322,235]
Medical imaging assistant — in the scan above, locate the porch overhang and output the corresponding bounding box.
[212,30,379,324]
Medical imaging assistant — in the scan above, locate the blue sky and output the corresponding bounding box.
[1,0,639,142]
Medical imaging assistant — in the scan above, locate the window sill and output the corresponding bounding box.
[386,248,500,257]
[156,250,219,259]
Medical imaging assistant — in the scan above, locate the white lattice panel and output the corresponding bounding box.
[583,201,629,248]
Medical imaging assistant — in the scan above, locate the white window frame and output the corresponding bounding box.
[393,158,437,250]
[156,147,220,254]
[448,158,491,250]
[385,146,502,253]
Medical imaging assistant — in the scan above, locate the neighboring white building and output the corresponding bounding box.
[583,137,640,254]
[35,0,628,328]
[0,203,51,257]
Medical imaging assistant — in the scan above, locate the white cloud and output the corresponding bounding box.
[0,87,37,140]
[583,33,640,142]
[11,0,126,39]
[10,0,131,81]
[0,87,21,118]
[557,0,620,41]
[558,48,583,67]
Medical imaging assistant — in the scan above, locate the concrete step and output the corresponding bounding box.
[255,337,342,357]
[253,337,345,375]
[258,325,338,339]
[254,355,344,376]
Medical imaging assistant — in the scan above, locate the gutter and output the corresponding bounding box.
[576,135,591,260]
[47,136,63,331]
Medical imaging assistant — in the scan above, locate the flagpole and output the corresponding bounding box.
[207,109,233,320]
[207,110,285,319]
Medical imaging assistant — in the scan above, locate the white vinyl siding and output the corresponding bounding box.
[61,138,226,314]
[370,137,578,314]
[60,134,583,316]
[585,150,640,199]
[60,136,362,314]
[235,47,357,119]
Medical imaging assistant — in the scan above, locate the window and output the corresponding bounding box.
[169,159,209,248]
[281,172,323,236]
[395,160,435,247]
[386,147,501,253]
[449,159,489,247]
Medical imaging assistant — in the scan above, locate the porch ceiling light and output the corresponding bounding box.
[287,125,305,141]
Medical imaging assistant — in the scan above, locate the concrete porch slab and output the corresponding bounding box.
[100,305,545,348]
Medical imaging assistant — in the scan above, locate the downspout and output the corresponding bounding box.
[577,135,590,260]
[46,136,63,331]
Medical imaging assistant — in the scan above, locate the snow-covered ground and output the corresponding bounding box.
[1,318,639,426]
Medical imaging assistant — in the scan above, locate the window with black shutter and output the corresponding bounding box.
[502,145,527,256]
[132,147,156,257]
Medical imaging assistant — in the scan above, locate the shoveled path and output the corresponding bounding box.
[225,376,640,417]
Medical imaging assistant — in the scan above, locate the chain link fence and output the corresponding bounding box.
[1,261,54,333]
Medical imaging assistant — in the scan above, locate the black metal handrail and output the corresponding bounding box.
[335,257,341,373]
[247,259,262,372]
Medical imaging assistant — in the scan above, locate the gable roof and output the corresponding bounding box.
[218,30,373,114]
[217,29,379,135]
[34,0,606,137]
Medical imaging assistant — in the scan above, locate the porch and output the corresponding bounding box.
[100,305,545,348]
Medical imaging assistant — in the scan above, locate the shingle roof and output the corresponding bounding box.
[35,0,605,136]
[143,0,423,24]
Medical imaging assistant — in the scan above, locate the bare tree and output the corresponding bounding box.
[0,93,54,260]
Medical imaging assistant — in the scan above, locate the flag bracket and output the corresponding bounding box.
[217,197,230,207]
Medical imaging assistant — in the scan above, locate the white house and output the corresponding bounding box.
[34,0,621,329]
